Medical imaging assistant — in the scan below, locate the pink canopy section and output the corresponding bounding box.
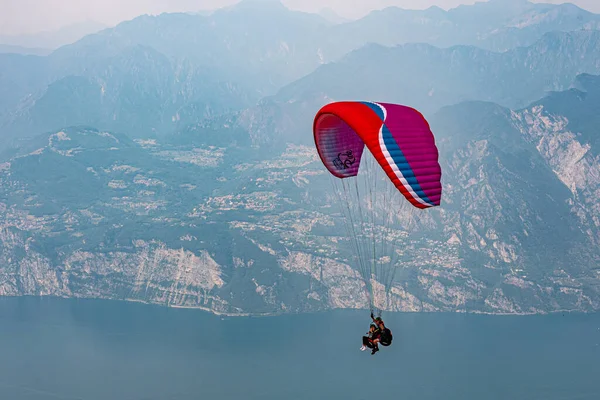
[313,101,442,209]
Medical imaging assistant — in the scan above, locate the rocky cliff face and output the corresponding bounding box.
[0,129,361,315]
[428,100,599,314]
[512,74,600,248]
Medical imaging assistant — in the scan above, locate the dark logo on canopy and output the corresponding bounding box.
[333,151,355,170]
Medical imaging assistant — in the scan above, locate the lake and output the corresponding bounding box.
[0,297,599,400]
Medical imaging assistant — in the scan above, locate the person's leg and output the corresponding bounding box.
[371,339,380,354]
[361,336,369,350]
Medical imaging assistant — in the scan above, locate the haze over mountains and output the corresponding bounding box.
[3,0,600,145]
[0,20,108,53]
[0,0,598,315]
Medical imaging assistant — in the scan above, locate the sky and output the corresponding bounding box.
[1,0,599,36]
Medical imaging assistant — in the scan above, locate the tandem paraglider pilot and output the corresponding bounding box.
[360,313,393,355]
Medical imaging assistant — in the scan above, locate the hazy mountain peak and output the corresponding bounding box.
[318,7,350,24]
[574,72,600,92]
[425,5,447,15]
[555,2,592,13]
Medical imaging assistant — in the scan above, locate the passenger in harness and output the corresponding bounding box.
[360,324,380,354]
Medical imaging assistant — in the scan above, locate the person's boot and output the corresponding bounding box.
[371,347,379,355]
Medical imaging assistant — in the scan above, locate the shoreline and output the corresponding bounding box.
[0,294,592,318]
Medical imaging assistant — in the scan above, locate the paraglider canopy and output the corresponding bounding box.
[312,101,442,315]
[313,101,442,209]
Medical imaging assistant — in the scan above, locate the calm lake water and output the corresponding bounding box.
[0,297,599,400]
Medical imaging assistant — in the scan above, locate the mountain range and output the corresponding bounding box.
[0,0,598,315]
[2,0,600,146]
[325,0,600,55]
[1,70,598,314]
